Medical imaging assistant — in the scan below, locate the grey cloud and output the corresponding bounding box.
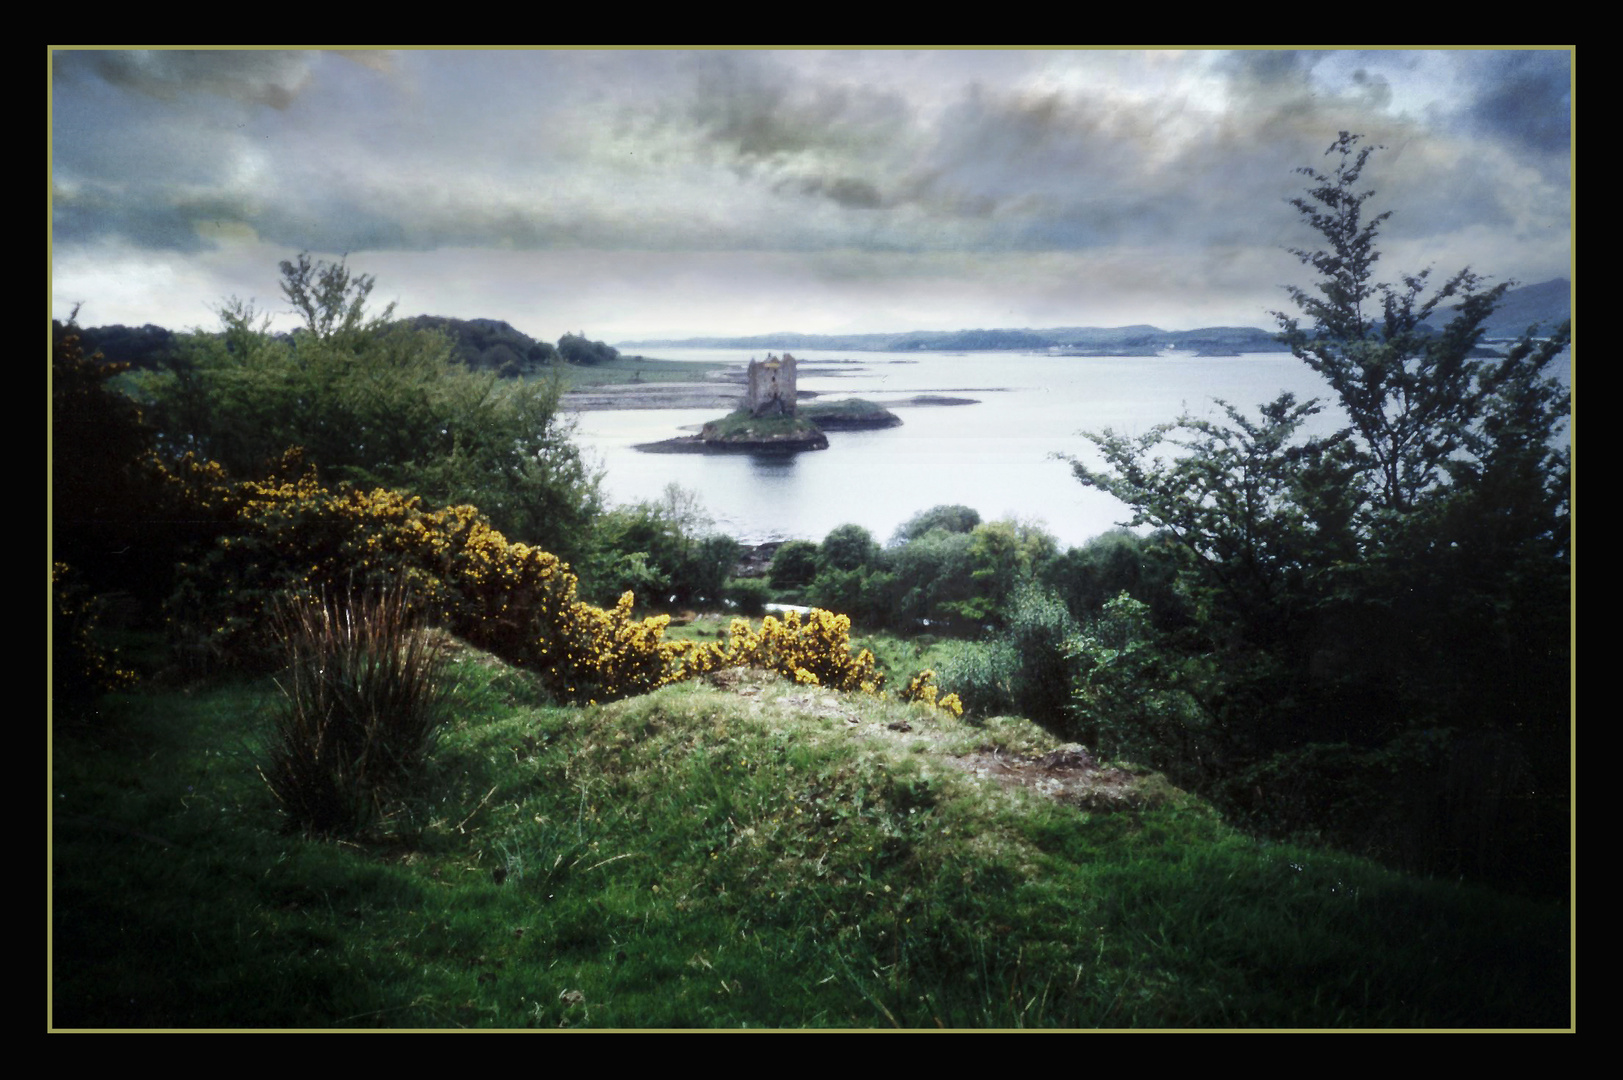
[688,53,913,164]
[55,49,320,110]
[53,182,240,252]
[1216,50,1324,94]
[50,49,1569,285]
[1456,51,1570,154]
[784,175,886,210]
[677,52,921,216]
[1348,67,1393,111]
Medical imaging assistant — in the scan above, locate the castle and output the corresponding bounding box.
[744,353,798,417]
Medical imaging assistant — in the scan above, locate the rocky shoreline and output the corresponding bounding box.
[633,433,828,454]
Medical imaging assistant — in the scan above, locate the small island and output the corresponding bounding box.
[635,353,900,454]
[798,398,904,431]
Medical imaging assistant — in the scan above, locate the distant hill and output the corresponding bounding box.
[399,315,558,376]
[68,278,1565,376]
[66,314,618,380]
[1421,278,1570,340]
[621,281,1570,355]
[66,323,179,370]
[618,324,1289,354]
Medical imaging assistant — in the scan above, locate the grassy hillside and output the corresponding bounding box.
[51,641,1570,1030]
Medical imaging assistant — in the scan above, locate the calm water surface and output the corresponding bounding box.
[570,348,1405,547]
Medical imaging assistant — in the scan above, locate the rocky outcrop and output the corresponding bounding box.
[699,413,828,452]
[798,399,902,430]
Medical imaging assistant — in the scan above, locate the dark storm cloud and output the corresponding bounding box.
[52,183,219,252]
[53,49,320,109]
[1454,51,1570,154]
[56,49,1549,261]
[687,53,914,164]
[1217,49,1324,89]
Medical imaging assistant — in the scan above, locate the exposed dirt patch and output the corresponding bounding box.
[700,669,1178,812]
[944,745,1175,812]
[701,667,775,692]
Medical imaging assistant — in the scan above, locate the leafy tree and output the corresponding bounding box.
[1067,394,1360,651]
[1070,592,1213,769]
[887,527,977,625]
[1274,132,1571,521]
[579,485,737,606]
[818,524,880,573]
[1062,134,1571,881]
[280,252,397,346]
[131,260,600,561]
[891,504,981,545]
[962,520,1059,625]
[398,315,557,377]
[1040,528,1188,629]
[70,322,178,370]
[557,331,619,366]
[1273,133,1571,741]
[768,540,821,590]
[52,315,191,602]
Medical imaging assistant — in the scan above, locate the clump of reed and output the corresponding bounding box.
[262,584,449,836]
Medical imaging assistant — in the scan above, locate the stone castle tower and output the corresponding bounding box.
[745,353,798,417]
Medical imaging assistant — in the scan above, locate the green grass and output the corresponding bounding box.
[799,399,891,418]
[51,646,1571,1029]
[545,355,728,389]
[797,399,901,430]
[700,411,824,441]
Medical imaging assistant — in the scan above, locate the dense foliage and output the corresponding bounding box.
[128,255,601,563]
[557,331,619,366]
[399,315,558,376]
[1061,134,1571,892]
[66,322,178,370]
[577,484,740,607]
[150,448,893,713]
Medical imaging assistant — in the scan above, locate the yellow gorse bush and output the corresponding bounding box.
[679,609,886,695]
[899,668,965,718]
[53,561,139,695]
[166,453,890,705]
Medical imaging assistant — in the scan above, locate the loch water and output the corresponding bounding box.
[569,347,1549,549]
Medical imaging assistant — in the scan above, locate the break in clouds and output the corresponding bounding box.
[50,48,1572,338]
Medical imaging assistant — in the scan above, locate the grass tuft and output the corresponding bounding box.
[262,584,450,837]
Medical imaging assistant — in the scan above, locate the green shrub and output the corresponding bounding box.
[937,585,1078,726]
[818,524,880,572]
[579,487,736,606]
[724,577,771,615]
[52,561,138,705]
[937,638,1019,718]
[890,504,981,544]
[1071,592,1212,767]
[768,540,820,590]
[1000,584,1078,726]
[263,585,451,837]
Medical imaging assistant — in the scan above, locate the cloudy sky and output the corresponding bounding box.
[50,48,1572,343]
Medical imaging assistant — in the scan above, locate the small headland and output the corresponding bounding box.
[798,398,903,431]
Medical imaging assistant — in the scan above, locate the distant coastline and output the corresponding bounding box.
[618,325,1289,354]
